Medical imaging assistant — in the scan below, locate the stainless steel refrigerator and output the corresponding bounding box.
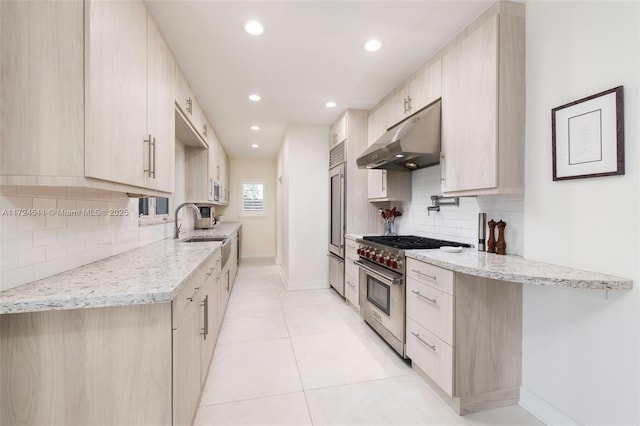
[328,142,345,296]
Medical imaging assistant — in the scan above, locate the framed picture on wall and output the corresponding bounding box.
[551,86,624,181]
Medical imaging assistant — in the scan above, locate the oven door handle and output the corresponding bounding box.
[354,260,402,285]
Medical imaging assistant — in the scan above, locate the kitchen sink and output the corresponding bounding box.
[181,236,228,243]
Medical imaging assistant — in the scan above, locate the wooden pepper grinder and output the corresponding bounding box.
[487,219,497,254]
[496,220,507,255]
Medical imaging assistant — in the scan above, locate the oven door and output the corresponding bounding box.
[356,259,406,357]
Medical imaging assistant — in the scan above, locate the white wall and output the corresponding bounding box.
[0,144,190,292]
[223,157,277,259]
[397,165,524,256]
[522,2,639,424]
[0,187,171,291]
[277,125,329,290]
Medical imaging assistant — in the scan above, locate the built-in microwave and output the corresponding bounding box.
[211,180,220,202]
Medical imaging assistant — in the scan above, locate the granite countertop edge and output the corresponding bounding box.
[406,249,633,290]
[0,223,243,315]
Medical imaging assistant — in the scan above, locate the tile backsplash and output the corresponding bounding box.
[395,165,524,255]
[0,186,173,291]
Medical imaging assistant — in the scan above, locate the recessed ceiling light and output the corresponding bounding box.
[250,125,260,131]
[364,39,382,52]
[244,20,264,36]
[251,144,259,148]
[325,101,337,108]
[249,94,261,102]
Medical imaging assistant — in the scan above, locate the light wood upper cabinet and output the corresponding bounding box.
[330,113,347,148]
[85,0,148,189]
[1,0,176,196]
[0,0,85,178]
[175,64,194,119]
[367,104,387,146]
[386,85,410,129]
[366,59,441,150]
[441,9,524,196]
[409,59,442,113]
[175,64,208,143]
[367,169,411,202]
[146,16,176,192]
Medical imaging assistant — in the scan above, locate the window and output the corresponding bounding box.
[240,180,265,217]
[155,197,169,215]
[139,197,169,219]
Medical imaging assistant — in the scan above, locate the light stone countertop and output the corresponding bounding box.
[0,222,243,315]
[406,249,633,290]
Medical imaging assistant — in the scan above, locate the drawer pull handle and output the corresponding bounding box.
[412,269,437,281]
[347,281,356,288]
[411,290,437,304]
[187,286,202,302]
[411,332,436,352]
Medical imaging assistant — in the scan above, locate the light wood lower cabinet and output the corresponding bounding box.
[405,258,522,415]
[344,239,360,311]
[0,304,172,425]
[0,248,233,426]
[173,293,204,426]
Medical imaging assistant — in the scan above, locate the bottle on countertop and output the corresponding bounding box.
[478,213,487,251]
[487,219,497,254]
[496,220,507,255]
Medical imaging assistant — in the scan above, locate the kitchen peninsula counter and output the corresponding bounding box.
[406,249,632,290]
[0,222,241,315]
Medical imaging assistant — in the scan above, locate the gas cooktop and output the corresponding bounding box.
[362,235,471,250]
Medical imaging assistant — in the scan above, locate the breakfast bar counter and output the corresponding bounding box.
[406,249,633,290]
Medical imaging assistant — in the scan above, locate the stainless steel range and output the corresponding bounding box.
[355,235,470,358]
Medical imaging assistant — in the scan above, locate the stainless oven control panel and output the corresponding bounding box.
[356,244,403,273]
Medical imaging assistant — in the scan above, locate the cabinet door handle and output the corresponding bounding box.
[347,281,356,288]
[411,332,436,352]
[411,290,437,304]
[403,97,409,114]
[203,123,207,137]
[151,136,156,178]
[200,294,209,338]
[381,170,386,193]
[144,134,152,177]
[411,269,437,281]
[407,95,412,113]
[187,286,202,302]
[186,97,192,114]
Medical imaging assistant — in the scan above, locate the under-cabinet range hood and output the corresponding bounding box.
[357,98,441,171]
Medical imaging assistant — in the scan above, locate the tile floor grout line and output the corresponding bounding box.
[278,280,316,426]
[197,389,305,409]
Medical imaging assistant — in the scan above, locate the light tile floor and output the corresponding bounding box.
[194,259,544,426]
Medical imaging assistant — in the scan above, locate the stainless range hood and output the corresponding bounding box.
[357,98,441,171]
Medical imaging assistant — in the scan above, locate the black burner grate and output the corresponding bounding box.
[362,235,471,250]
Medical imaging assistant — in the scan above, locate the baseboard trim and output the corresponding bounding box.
[275,266,330,291]
[285,279,330,291]
[519,387,578,425]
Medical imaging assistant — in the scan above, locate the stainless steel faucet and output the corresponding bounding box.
[427,195,460,216]
[174,203,202,239]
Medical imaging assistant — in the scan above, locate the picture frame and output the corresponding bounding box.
[551,86,624,181]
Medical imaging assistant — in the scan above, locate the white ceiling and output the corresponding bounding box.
[146,0,493,159]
